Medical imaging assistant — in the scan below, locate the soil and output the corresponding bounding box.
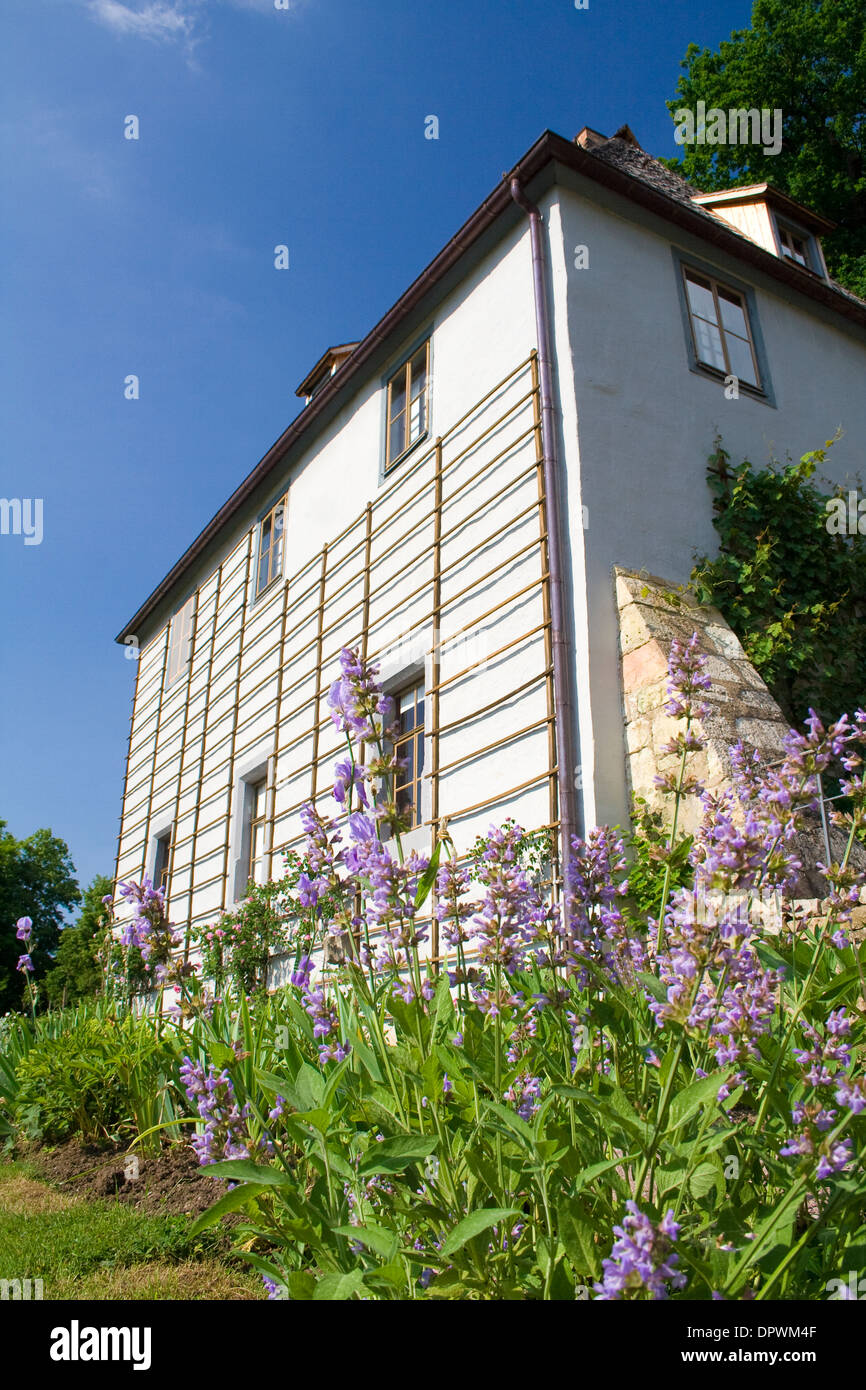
[19,1138,230,1219]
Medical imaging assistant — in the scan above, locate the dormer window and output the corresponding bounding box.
[295,343,359,406]
[775,219,818,273]
[690,187,831,282]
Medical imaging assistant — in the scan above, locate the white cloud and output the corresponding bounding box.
[84,0,294,51]
[223,0,286,10]
[86,1,197,44]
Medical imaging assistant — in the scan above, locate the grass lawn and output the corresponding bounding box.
[0,1163,264,1300]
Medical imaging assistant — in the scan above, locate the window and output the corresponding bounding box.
[682,267,761,390]
[257,497,285,596]
[393,682,425,829]
[166,595,194,686]
[246,777,269,887]
[776,220,817,272]
[385,342,429,471]
[153,830,172,897]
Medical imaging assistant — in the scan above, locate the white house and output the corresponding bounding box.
[113,122,866,961]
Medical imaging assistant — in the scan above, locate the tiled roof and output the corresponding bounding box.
[588,135,705,210]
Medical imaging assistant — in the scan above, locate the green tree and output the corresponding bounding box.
[43,874,114,1009]
[664,0,866,297]
[0,821,80,1013]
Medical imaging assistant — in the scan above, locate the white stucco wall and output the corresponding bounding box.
[116,214,554,945]
[553,173,866,833]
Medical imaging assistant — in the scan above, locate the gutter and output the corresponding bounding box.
[510,177,581,905]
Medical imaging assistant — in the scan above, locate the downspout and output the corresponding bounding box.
[510,177,581,909]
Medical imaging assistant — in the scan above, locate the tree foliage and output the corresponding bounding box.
[664,0,866,297]
[43,875,114,1009]
[690,437,866,727]
[0,821,79,1013]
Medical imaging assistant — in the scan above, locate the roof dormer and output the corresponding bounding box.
[691,185,834,281]
[295,342,360,405]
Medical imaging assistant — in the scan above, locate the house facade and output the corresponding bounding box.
[113,123,866,958]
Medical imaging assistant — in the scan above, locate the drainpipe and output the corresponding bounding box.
[510,178,581,910]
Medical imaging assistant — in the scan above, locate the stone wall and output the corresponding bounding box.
[614,566,860,897]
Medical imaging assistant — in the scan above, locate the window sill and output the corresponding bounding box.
[252,574,286,608]
[384,429,429,479]
[687,360,775,408]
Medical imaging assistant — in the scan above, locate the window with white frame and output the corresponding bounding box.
[775,219,818,273]
[682,266,762,390]
[165,595,194,687]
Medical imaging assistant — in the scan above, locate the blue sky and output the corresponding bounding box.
[0,0,754,905]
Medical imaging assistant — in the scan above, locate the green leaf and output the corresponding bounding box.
[557,1200,600,1279]
[210,1041,238,1071]
[656,1163,689,1197]
[190,1181,267,1235]
[332,1224,397,1260]
[205,1159,296,1187]
[432,973,456,1038]
[414,838,442,910]
[571,1154,636,1196]
[638,971,668,1005]
[440,1207,522,1258]
[322,1054,352,1107]
[754,941,789,976]
[313,1270,367,1300]
[363,1261,407,1292]
[658,1046,679,1092]
[293,1106,334,1136]
[295,1062,325,1110]
[669,1070,731,1131]
[287,1271,316,1301]
[358,1135,438,1176]
[690,1160,723,1201]
[254,1065,293,1091]
[481,1100,535,1149]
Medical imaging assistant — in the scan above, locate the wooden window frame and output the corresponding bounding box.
[392,681,425,830]
[681,265,763,393]
[246,776,269,888]
[256,496,286,598]
[385,340,430,473]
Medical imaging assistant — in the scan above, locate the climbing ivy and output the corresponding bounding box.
[690,437,866,728]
